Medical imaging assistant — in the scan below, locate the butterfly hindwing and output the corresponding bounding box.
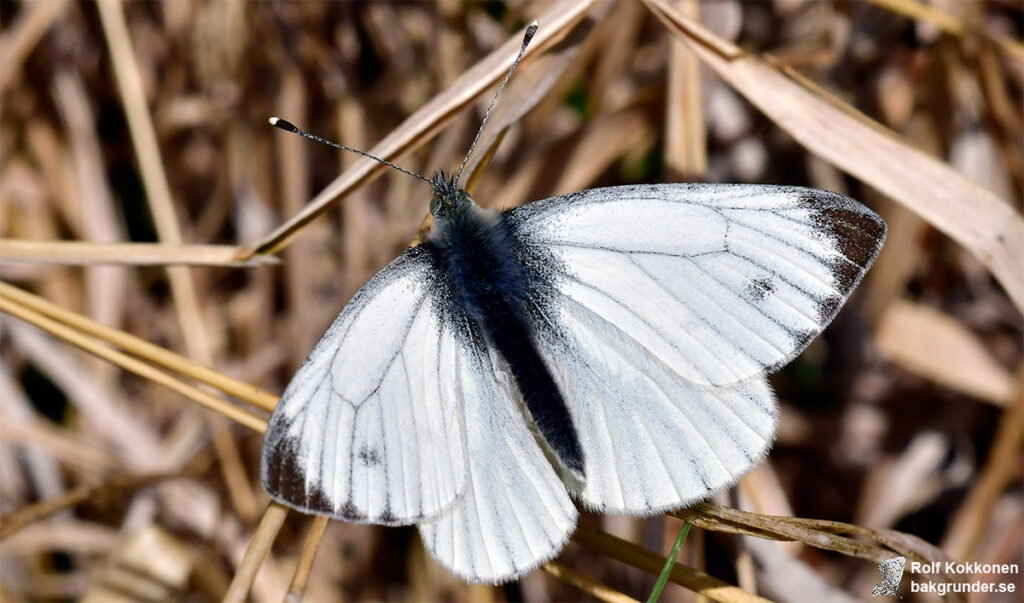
[527,290,778,513]
[261,251,467,525]
[509,183,887,387]
[418,333,578,583]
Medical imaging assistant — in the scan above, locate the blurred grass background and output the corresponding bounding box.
[0,0,1021,601]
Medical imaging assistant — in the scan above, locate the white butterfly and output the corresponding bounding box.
[261,22,887,584]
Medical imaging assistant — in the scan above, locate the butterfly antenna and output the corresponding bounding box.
[268,117,432,185]
[453,20,538,188]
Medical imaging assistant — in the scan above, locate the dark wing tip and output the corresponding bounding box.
[262,436,336,516]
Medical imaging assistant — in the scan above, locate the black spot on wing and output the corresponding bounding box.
[745,277,775,301]
[339,501,364,521]
[379,507,397,523]
[358,444,381,467]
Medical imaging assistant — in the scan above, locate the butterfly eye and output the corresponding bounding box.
[430,195,442,216]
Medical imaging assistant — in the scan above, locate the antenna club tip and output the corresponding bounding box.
[524,20,538,42]
[269,117,297,132]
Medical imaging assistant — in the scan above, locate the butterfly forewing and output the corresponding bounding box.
[261,251,467,525]
[510,184,887,387]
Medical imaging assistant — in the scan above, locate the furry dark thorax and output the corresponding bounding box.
[421,175,584,476]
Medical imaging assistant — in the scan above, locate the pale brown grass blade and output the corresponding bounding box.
[0,0,69,92]
[223,503,288,603]
[0,414,114,474]
[664,0,706,179]
[0,240,278,267]
[0,294,268,434]
[0,472,185,539]
[96,0,258,521]
[96,0,212,355]
[572,525,769,603]
[643,0,1024,313]
[285,516,330,603]
[0,282,279,412]
[542,562,641,603]
[876,300,1017,405]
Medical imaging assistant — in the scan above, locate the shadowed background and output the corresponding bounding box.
[1,1,1021,601]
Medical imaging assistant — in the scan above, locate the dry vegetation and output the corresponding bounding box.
[1,0,1022,601]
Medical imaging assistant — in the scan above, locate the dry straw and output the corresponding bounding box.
[1,0,1020,600]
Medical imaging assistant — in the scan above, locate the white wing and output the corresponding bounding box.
[530,294,778,513]
[418,336,578,583]
[505,183,883,512]
[262,251,466,525]
[510,184,886,387]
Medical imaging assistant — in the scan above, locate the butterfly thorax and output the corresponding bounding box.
[421,191,585,477]
[424,198,530,324]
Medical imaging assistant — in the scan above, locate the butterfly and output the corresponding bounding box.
[260,21,887,583]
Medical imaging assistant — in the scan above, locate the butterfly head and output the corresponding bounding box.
[429,170,472,219]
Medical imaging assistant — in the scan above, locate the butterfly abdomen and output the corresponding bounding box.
[424,205,585,476]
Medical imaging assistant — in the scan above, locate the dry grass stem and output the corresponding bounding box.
[96,0,258,521]
[284,515,330,602]
[223,503,289,603]
[0,295,268,434]
[0,0,68,91]
[868,0,1024,62]
[676,503,949,568]
[572,526,769,603]
[0,240,277,267]
[2,1,1020,599]
[542,562,641,603]
[664,0,706,178]
[0,416,114,474]
[942,384,1024,560]
[2,520,118,556]
[0,282,280,413]
[95,0,211,354]
[0,472,183,539]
